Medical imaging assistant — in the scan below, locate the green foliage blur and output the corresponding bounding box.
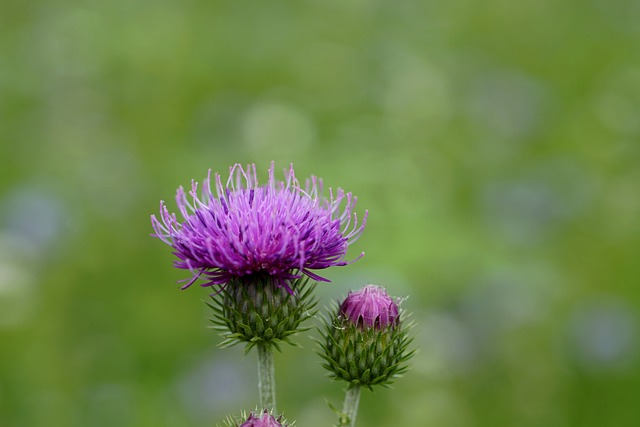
[1,0,639,426]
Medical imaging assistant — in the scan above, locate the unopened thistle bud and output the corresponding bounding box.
[319,285,414,387]
[239,409,286,427]
[217,409,289,427]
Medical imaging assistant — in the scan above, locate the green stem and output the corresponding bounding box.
[257,343,276,411]
[340,384,361,427]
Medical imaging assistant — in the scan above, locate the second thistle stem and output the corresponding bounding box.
[340,384,361,427]
[257,343,276,411]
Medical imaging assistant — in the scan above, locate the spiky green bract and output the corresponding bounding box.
[318,304,414,388]
[208,274,317,353]
[215,409,292,427]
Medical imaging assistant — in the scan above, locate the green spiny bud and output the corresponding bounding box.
[319,285,414,388]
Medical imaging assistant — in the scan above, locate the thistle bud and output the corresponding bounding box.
[209,274,317,352]
[239,409,285,427]
[319,285,413,387]
[217,409,289,427]
[340,284,399,329]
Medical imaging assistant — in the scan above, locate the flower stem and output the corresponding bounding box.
[339,384,361,427]
[257,343,276,411]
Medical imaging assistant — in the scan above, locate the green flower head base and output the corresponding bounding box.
[320,285,414,388]
[209,275,318,352]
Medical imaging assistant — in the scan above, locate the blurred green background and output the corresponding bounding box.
[1,0,640,426]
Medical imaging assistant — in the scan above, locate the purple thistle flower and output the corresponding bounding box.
[151,163,367,292]
[340,285,399,329]
[239,410,283,427]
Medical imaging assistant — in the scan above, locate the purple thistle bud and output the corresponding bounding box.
[340,285,399,329]
[239,410,283,427]
[320,285,413,386]
[151,162,367,291]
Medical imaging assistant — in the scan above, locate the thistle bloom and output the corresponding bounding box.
[151,163,367,291]
[340,284,399,329]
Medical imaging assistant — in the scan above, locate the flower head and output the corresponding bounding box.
[340,284,399,329]
[239,410,283,427]
[151,163,367,291]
